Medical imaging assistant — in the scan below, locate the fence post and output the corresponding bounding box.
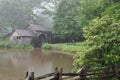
[59,68,63,80]
[80,67,87,80]
[29,72,34,80]
[25,72,29,79]
[54,67,59,80]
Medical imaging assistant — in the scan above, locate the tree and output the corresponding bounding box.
[77,0,105,25]
[74,16,120,71]
[0,0,35,37]
[53,0,83,42]
[53,0,107,42]
[102,2,120,21]
[73,2,120,79]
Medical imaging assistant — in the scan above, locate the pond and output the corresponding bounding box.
[0,49,73,80]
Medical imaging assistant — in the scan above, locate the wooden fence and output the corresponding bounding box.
[25,64,120,80]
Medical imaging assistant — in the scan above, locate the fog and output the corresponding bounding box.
[0,0,57,37]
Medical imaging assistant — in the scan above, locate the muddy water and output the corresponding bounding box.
[0,49,73,80]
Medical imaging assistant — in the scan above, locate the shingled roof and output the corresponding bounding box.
[15,29,34,37]
[29,24,51,31]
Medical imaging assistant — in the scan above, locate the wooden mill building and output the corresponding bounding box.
[10,24,52,47]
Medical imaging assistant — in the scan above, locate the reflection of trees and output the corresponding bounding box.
[9,52,31,68]
[0,49,73,79]
[0,52,31,80]
[30,49,73,73]
[29,49,53,76]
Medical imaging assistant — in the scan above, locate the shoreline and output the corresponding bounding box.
[41,42,85,56]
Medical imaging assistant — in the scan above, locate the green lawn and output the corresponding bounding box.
[42,42,85,55]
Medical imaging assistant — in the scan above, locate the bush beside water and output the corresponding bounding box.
[13,44,33,49]
[0,40,12,48]
[42,43,51,49]
[0,40,33,49]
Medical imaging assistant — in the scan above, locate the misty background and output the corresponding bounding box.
[0,0,59,37]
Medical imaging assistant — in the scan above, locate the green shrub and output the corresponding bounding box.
[73,16,120,79]
[0,39,33,49]
[4,41,12,48]
[24,44,34,49]
[14,44,33,49]
[42,43,51,49]
[0,40,12,48]
[13,44,24,48]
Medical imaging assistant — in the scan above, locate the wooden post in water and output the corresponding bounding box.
[59,68,63,80]
[54,67,59,80]
[29,72,34,80]
[25,72,29,79]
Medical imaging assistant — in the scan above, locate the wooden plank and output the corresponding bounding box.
[62,73,80,76]
[34,72,56,80]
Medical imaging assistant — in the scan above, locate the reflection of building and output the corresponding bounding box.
[10,24,52,47]
[9,53,30,68]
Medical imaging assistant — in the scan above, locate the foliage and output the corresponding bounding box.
[23,44,34,49]
[53,0,107,42]
[13,44,24,49]
[73,0,120,70]
[78,0,105,25]
[0,40,12,48]
[73,16,120,80]
[53,0,83,42]
[0,39,33,49]
[42,42,85,56]
[102,2,120,21]
[42,43,51,49]
[13,44,33,49]
[75,16,120,69]
[104,0,120,6]
[52,42,84,52]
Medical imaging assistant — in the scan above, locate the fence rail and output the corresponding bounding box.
[25,64,120,80]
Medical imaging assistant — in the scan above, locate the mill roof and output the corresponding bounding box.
[15,29,34,37]
[29,24,51,31]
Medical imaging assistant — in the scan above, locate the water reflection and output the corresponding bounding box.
[0,49,73,80]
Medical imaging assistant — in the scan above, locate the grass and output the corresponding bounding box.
[42,42,85,55]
